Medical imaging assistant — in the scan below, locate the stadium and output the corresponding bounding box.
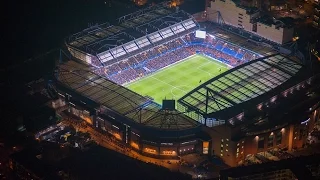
[51,2,320,163]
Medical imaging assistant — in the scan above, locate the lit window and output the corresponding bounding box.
[221,139,224,142]
[226,149,228,152]
[237,148,239,152]
[241,151,243,154]
[226,144,228,147]
[237,143,240,146]
[226,139,229,141]
[242,146,244,149]
[221,144,224,147]
[220,154,223,157]
[236,153,239,157]
[242,141,244,144]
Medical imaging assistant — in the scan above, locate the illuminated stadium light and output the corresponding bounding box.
[270,96,277,103]
[301,118,310,125]
[112,125,119,129]
[292,36,299,41]
[237,113,244,121]
[132,131,140,137]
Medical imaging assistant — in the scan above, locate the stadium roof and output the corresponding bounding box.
[57,60,199,130]
[178,54,303,118]
[66,2,197,58]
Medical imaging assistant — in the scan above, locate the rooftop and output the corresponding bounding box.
[57,60,200,130]
[178,54,303,120]
[232,0,259,15]
[66,2,196,56]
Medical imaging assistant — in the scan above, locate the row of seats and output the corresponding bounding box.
[93,32,260,85]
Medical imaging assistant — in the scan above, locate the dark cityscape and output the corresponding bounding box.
[1,0,320,179]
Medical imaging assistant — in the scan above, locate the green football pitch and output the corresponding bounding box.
[126,55,230,104]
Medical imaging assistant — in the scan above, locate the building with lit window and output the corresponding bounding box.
[219,154,320,180]
[205,0,294,44]
[313,3,320,29]
[178,54,320,167]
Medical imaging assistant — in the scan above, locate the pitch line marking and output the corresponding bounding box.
[127,55,230,101]
[151,76,186,93]
[170,85,193,98]
[125,55,199,87]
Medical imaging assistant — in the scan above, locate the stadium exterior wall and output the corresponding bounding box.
[52,83,212,159]
[196,72,320,167]
[205,107,319,167]
[67,46,96,66]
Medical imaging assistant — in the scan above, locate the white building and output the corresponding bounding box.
[206,0,294,44]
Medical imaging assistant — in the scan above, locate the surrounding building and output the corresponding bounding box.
[205,0,294,44]
[219,154,320,180]
[313,3,320,29]
[238,0,288,11]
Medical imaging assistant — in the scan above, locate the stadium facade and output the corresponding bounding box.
[51,2,320,165]
[53,60,211,158]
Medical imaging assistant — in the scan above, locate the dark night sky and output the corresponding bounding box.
[3,0,205,67]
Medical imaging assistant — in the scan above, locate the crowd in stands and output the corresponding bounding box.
[92,32,260,85]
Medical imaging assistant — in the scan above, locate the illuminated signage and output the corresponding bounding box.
[203,141,209,154]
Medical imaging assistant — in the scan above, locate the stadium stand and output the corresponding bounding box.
[66,3,198,68]
[92,32,260,85]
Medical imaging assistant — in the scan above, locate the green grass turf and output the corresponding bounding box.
[126,55,230,104]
